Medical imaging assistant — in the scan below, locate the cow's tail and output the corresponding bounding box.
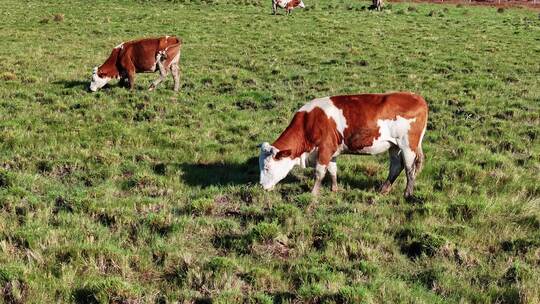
[414,144,424,178]
[159,37,182,64]
[413,117,427,178]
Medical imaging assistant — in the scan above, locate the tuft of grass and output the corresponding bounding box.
[53,13,65,22]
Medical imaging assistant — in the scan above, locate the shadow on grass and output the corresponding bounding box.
[53,80,122,92]
[340,175,379,193]
[53,80,89,90]
[212,233,251,254]
[73,288,99,304]
[179,157,259,188]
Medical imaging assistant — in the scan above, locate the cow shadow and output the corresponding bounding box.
[179,158,381,192]
[53,80,121,92]
[53,80,89,90]
[339,175,380,192]
[179,157,259,188]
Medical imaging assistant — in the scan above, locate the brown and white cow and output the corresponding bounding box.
[272,0,305,15]
[259,92,428,198]
[89,36,182,92]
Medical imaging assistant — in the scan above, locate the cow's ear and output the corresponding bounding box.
[275,149,292,160]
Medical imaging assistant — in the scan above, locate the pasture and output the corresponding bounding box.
[0,0,539,302]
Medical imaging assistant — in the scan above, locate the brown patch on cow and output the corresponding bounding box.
[275,149,292,160]
[272,111,312,158]
[272,107,343,166]
[287,0,302,9]
[346,127,381,152]
[98,47,121,78]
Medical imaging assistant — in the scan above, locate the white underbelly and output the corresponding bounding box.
[359,138,393,155]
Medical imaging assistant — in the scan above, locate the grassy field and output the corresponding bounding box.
[0,0,539,303]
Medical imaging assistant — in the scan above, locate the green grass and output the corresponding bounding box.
[1,0,539,302]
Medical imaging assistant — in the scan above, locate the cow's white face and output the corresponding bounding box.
[89,67,110,92]
[259,142,296,190]
[298,0,305,8]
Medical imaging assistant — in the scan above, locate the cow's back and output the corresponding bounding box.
[331,93,427,152]
[119,37,181,73]
[331,93,426,127]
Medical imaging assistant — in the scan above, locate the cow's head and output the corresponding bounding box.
[259,142,296,190]
[297,0,305,8]
[89,67,111,92]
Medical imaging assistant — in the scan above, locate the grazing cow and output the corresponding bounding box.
[272,0,305,15]
[259,92,428,198]
[89,36,182,92]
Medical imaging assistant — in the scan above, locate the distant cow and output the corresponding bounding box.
[272,0,305,15]
[89,36,182,92]
[259,93,428,198]
[372,0,383,11]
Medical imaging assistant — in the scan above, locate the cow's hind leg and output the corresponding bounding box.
[380,145,403,194]
[401,146,417,198]
[171,65,180,92]
[170,52,181,92]
[149,54,168,91]
[328,157,339,192]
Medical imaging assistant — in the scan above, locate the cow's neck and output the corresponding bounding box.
[272,114,313,159]
[99,48,121,78]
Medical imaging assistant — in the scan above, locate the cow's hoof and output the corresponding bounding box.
[405,195,423,204]
[331,185,339,192]
[404,191,415,200]
[148,87,155,91]
[379,182,392,195]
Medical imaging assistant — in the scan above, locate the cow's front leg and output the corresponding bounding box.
[312,163,327,196]
[328,157,339,192]
[127,72,136,90]
[311,147,334,196]
[272,2,277,14]
[119,76,129,88]
[121,60,137,90]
